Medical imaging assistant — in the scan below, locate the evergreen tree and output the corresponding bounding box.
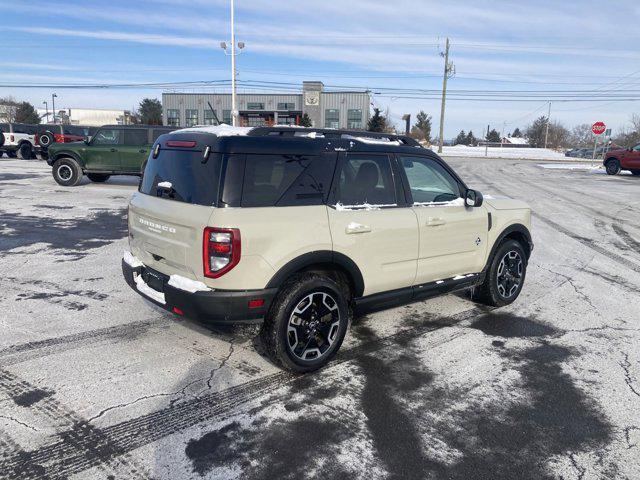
[413,111,432,142]
[15,102,40,124]
[138,98,163,125]
[466,130,476,146]
[526,116,548,147]
[454,130,467,145]
[512,127,522,138]
[299,113,312,127]
[486,128,501,143]
[367,108,388,132]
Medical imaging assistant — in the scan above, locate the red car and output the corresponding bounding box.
[604,143,640,176]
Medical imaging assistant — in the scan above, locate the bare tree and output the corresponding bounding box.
[568,124,593,147]
[0,97,19,123]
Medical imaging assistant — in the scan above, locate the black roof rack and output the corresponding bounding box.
[247,126,422,147]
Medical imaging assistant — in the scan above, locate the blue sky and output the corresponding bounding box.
[1,0,639,138]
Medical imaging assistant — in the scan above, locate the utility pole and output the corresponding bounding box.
[437,37,454,153]
[543,101,551,149]
[51,93,57,124]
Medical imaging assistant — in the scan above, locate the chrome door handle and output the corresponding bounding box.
[345,222,371,234]
[426,217,446,226]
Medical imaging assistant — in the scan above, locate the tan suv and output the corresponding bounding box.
[122,126,533,372]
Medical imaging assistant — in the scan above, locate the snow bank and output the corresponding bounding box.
[433,145,568,161]
[175,124,253,137]
[537,163,603,171]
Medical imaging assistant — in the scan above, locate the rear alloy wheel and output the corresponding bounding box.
[39,132,54,147]
[87,173,110,183]
[605,159,621,175]
[52,157,82,186]
[18,143,33,160]
[474,239,527,307]
[262,273,349,372]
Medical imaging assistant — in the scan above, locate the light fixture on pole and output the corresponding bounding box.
[219,0,245,127]
[52,93,58,124]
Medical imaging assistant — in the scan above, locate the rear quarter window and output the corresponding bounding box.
[123,129,149,145]
[241,154,310,207]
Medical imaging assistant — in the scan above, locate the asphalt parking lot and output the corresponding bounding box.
[0,156,639,480]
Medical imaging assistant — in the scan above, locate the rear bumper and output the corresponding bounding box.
[122,257,277,325]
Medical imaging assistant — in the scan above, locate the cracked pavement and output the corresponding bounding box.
[0,156,639,479]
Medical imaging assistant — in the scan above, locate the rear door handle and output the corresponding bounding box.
[110,148,117,152]
[139,149,147,154]
[345,222,371,234]
[426,217,446,226]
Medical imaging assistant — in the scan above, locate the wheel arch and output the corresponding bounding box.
[604,156,619,165]
[265,251,365,298]
[484,223,533,273]
[52,151,85,169]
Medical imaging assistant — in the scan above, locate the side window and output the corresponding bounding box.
[399,156,460,204]
[241,154,310,207]
[335,154,396,206]
[123,129,148,145]
[92,129,121,145]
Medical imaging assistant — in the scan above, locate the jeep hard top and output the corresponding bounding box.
[123,125,533,371]
[47,124,176,186]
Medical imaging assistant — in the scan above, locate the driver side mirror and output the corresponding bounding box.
[465,189,483,207]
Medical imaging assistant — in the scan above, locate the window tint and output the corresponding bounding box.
[92,129,121,145]
[400,156,460,204]
[140,151,221,206]
[123,129,148,145]
[241,154,310,207]
[335,154,396,206]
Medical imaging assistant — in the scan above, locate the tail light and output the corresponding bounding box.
[34,133,39,144]
[203,227,240,278]
[10,135,14,142]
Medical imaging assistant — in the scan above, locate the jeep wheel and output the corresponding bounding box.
[7,150,17,158]
[39,132,54,147]
[474,239,527,307]
[605,159,621,175]
[87,173,110,183]
[18,143,33,160]
[262,273,349,372]
[52,158,82,186]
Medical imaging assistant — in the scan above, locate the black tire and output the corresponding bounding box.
[631,170,640,176]
[7,150,17,158]
[261,273,350,373]
[474,239,527,307]
[87,173,110,183]
[605,158,621,175]
[39,132,54,148]
[18,143,33,160]
[52,157,82,186]
[0,133,5,148]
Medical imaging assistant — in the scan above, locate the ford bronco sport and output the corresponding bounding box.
[122,126,533,372]
[47,124,175,186]
[604,143,640,176]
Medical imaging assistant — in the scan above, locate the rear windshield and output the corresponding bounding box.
[140,150,221,206]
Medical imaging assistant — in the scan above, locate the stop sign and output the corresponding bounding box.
[592,121,606,135]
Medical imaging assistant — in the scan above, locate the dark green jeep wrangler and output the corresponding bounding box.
[47,125,175,186]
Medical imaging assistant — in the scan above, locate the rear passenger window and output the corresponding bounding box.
[241,154,310,207]
[123,129,148,145]
[334,154,396,206]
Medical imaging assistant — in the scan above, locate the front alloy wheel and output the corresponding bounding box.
[496,250,523,299]
[287,292,341,361]
[605,159,621,175]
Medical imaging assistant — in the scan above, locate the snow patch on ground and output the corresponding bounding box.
[434,145,569,160]
[537,163,603,170]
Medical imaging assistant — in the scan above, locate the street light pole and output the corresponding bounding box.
[230,0,237,127]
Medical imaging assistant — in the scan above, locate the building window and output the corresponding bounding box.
[325,109,340,129]
[223,110,232,124]
[167,109,180,127]
[277,102,295,110]
[347,109,363,129]
[247,102,264,110]
[185,109,198,127]
[246,116,266,127]
[204,109,217,125]
[277,116,295,125]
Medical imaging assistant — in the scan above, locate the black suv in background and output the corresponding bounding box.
[46,125,176,186]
